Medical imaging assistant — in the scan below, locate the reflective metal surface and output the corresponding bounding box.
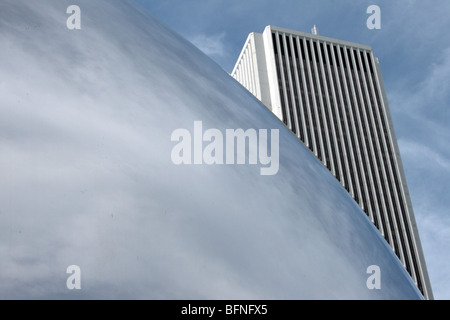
[0,0,422,299]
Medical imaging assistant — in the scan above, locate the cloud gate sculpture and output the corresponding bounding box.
[0,0,422,299]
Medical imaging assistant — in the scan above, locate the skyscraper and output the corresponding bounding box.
[231,25,433,299]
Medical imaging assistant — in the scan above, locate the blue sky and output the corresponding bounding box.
[136,0,450,299]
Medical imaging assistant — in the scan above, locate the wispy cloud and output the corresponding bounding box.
[188,32,227,57]
[399,139,450,173]
[390,46,450,114]
[390,41,450,298]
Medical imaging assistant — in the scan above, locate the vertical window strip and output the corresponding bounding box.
[357,49,394,244]
[249,40,258,96]
[365,52,402,256]
[310,40,330,168]
[348,47,380,226]
[295,36,314,150]
[342,46,371,217]
[281,34,298,134]
[241,47,249,90]
[275,32,292,129]
[368,52,415,278]
[244,47,252,93]
[244,45,254,95]
[316,40,338,175]
[272,32,287,124]
[233,65,239,82]
[303,38,322,159]
[309,39,327,163]
[323,42,346,187]
[336,45,364,208]
[282,34,302,138]
[331,44,357,199]
[289,35,308,142]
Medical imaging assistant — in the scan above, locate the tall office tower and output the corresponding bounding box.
[231,25,433,299]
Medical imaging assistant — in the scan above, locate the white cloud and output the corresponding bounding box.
[390,46,450,297]
[189,32,226,57]
[389,46,450,113]
[399,139,450,173]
